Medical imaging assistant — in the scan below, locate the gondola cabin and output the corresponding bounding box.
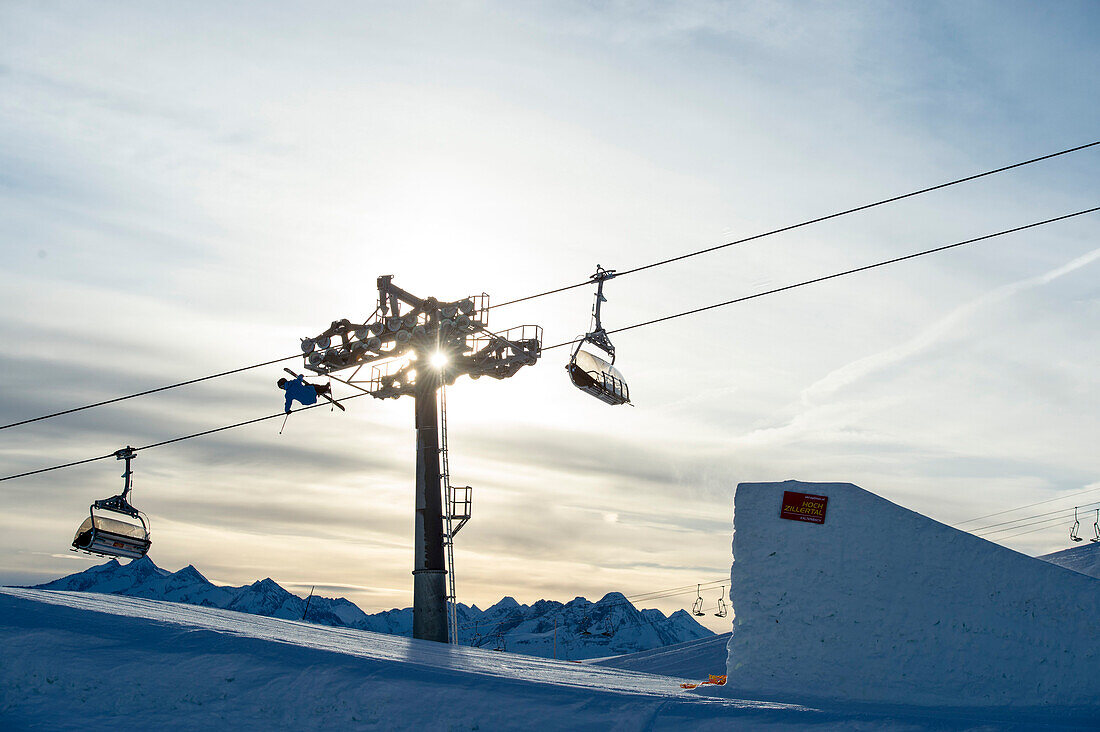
[567,348,630,406]
[70,446,152,561]
[72,511,151,560]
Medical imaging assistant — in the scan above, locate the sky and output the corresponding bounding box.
[0,1,1097,632]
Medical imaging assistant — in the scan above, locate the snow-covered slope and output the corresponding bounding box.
[726,481,1100,707]
[1039,540,1100,579]
[4,588,1089,730]
[33,558,711,659]
[0,588,812,731]
[594,632,731,679]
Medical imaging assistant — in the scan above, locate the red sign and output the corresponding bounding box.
[780,491,828,524]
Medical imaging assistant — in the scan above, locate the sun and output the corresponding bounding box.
[429,351,449,370]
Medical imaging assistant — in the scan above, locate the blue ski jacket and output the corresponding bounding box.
[283,376,318,412]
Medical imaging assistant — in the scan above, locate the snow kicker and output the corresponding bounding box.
[726,480,1100,707]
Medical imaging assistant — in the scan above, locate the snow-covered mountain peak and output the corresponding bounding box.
[29,558,715,660]
[486,596,521,613]
[129,555,169,578]
[596,591,627,605]
[175,564,206,580]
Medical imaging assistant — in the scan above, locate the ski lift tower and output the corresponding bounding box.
[297,276,542,643]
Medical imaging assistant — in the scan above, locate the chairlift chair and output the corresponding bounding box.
[1070,507,1083,542]
[1091,508,1100,543]
[601,615,615,638]
[71,447,151,560]
[692,584,705,617]
[714,586,728,618]
[566,266,631,406]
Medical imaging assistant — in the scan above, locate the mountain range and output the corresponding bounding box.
[31,557,713,659]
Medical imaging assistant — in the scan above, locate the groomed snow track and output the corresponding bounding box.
[4,588,1090,730]
[0,588,805,731]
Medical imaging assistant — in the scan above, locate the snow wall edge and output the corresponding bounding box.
[725,480,1100,707]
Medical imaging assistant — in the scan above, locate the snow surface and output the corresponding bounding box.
[33,557,711,659]
[726,481,1100,707]
[1039,540,1100,579]
[594,632,732,679]
[0,588,815,731]
[4,588,1088,730]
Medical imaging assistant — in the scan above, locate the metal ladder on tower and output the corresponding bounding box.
[439,383,471,644]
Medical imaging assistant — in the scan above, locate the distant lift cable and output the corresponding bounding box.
[1,206,1097,485]
[973,508,1097,538]
[491,140,1100,309]
[2,142,1095,434]
[954,484,1100,526]
[969,500,1100,536]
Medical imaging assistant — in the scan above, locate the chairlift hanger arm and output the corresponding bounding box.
[589,265,616,333]
[580,330,616,361]
[378,275,431,316]
[573,264,620,364]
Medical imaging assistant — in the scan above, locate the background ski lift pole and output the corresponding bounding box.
[301,586,315,621]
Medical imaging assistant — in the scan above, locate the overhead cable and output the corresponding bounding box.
[541,206,1100,352]
[973,507,1096,537]
[954,484,1100,525]
[4,142,1096,434]
[0,354,301,432]
[969,501,1100,535]
[491,140,1100,309]
[2,207,1096,485]
[996,520,1082,543]
[0,393,367,483]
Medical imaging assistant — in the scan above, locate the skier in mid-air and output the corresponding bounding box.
[278,374,333,413]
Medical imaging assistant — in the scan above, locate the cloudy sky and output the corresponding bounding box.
[1,1,1097,631]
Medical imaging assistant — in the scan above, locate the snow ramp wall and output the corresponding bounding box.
[726,480,1100,707]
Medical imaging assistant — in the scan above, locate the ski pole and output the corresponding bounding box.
[279,412,290,434]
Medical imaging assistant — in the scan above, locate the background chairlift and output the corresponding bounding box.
[1070,507,1083,542]
[566,266,631,406]
[601,615,615,638]
[71,447,151,560]
[714,586,728,618]
[579,615,593,636]
[692,584,705,617]
[1092,509,1100,543]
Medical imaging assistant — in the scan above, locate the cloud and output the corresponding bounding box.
[802,244,1100,405]
[1,1,1097,609]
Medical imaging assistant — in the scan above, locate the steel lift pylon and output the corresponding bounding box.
[297,276,541,643]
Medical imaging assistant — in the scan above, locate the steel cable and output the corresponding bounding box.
[5,143,1095,433]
